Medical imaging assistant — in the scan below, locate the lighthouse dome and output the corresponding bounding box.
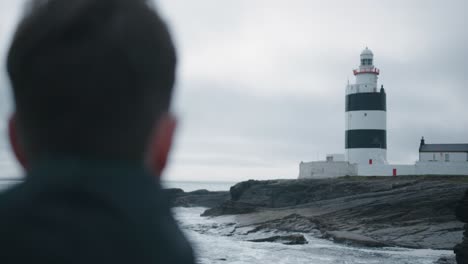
[360,47,373,58]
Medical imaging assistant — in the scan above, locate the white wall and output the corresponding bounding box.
[415,162,468,175]
[346,110,386,130]
[355,73,378,87]
[420,152,468,162]
[346,83,378,94]
[299,161,357,179]
[356,164,415,176]
[356,162,468,176]
[346,148,387,165]
[299,161,468,179]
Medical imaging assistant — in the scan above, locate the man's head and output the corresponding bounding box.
[7,0,177,174]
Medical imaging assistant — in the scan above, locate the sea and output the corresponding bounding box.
[0,166,455,263]
[162,180,236,192]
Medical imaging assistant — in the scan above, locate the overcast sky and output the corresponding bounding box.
[0,0,467,181]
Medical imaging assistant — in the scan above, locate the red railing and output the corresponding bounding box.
[353,68,380,75]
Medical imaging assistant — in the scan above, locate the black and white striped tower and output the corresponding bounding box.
[345,48,387,165]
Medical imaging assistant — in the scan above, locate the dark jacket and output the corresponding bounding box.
[0,158,195,264]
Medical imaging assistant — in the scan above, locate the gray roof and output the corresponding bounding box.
[420,144,468,153]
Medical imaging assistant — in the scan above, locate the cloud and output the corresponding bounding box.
[0,0,467,181]
[159,0,468,180]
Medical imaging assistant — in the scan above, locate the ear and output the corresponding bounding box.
[146,113,177,178]
[8,113,29,170]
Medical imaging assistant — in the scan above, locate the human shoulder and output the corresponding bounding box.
[0,181,32,213]
[0,182,37,257]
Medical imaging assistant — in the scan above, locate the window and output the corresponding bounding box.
[445,154,449,162]
[361,59,373,66]
[364,113,367,117]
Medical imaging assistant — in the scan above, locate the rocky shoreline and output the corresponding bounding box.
[166,176,468,262]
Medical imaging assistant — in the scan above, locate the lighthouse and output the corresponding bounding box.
[345,47,387,165]
[298,48,468,179]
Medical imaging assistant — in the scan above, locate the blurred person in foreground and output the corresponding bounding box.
[0,0,195,263]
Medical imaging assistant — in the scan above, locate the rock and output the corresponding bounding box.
[205,176,468,249]
[434,256,456,264]
[456,190,468,222]
[245,214,319,234]
[455,189,468,263]
[201,201,257,217]
[324,231,389,247]
[248,234,308,245]
[165,188,185,195]
[164,188,185,203]
[230,180,260,201]
[165,188,230,208]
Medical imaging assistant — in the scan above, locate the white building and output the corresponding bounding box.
[419,137,468,163]
[298,48,468,179]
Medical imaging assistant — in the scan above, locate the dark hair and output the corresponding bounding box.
[7,0,177,161]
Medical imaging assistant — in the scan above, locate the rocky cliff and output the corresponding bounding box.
[455,189,468,263]
[170,176,468,251]
[165,188,230,208]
